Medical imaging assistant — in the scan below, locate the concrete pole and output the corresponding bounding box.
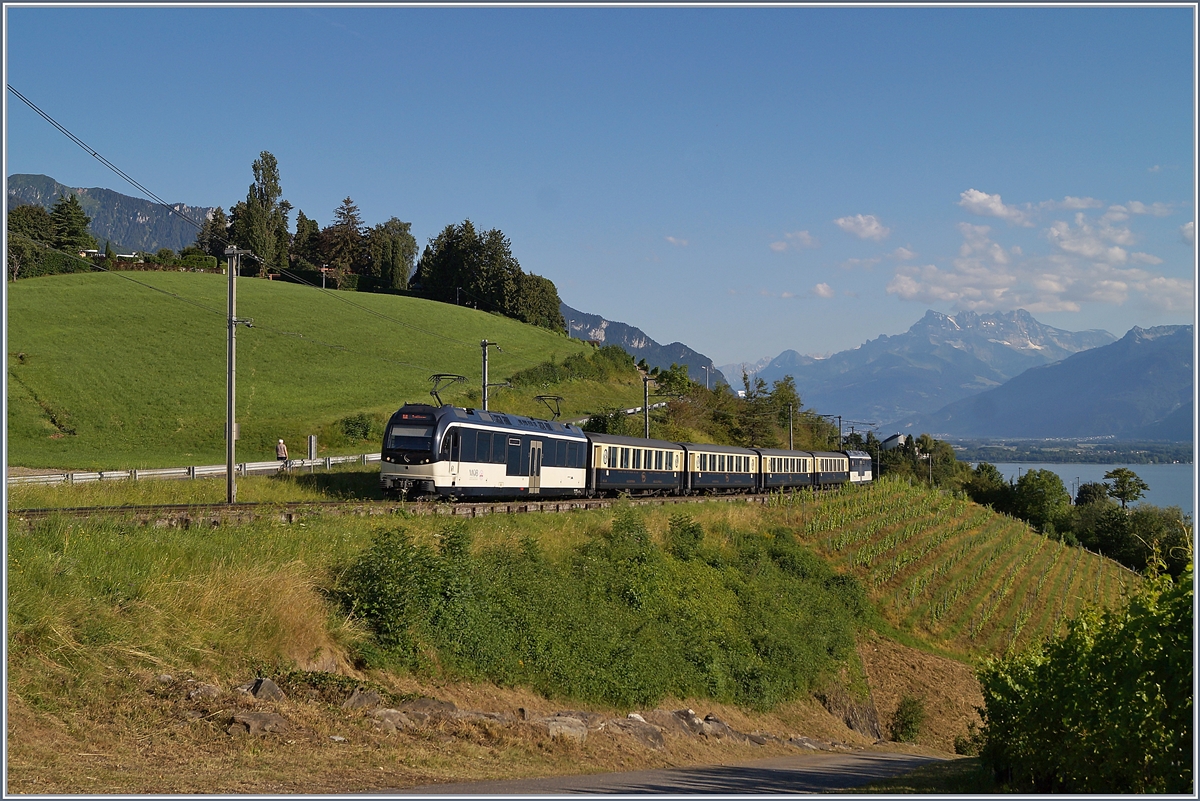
[788,403,793,450]
[225,247,238,504]
[482,340,489,411]
[643,375,651,439]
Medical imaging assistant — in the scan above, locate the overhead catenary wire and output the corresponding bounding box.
[8,83,559,372]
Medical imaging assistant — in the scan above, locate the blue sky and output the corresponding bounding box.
[5,5,1195,365]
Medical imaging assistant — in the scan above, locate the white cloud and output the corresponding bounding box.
[958,189,1033,227]
[1148,165,1162,173]
[834,214,890,241]
[890,246,917,261]
[1045,214,1131,264]
[1057,196,1104,210]
[1126,201,1171,217]
[885,223,1194,315]
[841,256,881,270]
[1101,205,1129,223]
[770,230,818,252]
[813,282,835,298]
[665,236,688,247]
[1182,221,1195,245]
[780,291,795,299]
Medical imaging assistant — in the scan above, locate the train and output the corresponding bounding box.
[379,402,874,500]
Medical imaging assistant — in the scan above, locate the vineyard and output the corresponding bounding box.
[770,478,1138,658]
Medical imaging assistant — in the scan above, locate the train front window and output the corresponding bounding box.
[387,425,434,452]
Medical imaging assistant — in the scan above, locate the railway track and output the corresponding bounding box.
[7,493,782,528]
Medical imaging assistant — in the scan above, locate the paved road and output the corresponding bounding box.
[396,751,944,795]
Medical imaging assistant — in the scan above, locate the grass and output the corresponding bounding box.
[845,757,1002,794]
[7,272,644,470]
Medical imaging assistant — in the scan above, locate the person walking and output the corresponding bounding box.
[276,438,289,471]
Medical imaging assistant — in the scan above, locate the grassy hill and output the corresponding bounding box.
[7,272,645,470]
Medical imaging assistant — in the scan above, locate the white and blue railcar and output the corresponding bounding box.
[380,403,588,500]
[587,432,685,496]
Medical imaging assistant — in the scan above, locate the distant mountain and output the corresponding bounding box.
[717,355,774,385]
[746,309,1115,424]
[560,302,727,387]
[898,325,1193,440]
[7,173,214,254]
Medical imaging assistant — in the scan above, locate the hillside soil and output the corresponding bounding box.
[6,635,980,794]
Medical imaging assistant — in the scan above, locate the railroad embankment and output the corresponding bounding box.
[6,477,1134,793]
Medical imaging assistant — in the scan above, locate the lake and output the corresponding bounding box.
[986,462,1195,518]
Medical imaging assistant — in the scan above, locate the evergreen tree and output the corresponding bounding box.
[292,209,322,267]
[322,197,364,275]
[232,151,290,273]
[194,206,229,258]
[50,194,96,253]
[513,271,565,329]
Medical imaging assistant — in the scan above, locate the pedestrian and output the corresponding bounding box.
[276,438,289,471]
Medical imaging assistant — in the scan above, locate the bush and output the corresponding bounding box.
[331,510,867,709]
[339,412,376,441]
[978,565,1193,793]
[890,695,926,742]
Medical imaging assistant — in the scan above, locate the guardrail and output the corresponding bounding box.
[7,453,381,486]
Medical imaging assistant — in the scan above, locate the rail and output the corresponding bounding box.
[7,453,381,486]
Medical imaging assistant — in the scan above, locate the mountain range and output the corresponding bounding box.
[897,325,1194,440]
[736,310,1117,426]
[7,173,214,254]
[560,302,727,387]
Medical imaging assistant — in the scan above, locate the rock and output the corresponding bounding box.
[371,709,413,732]
[553,710,607,730]
[816,689,882,740]
[341,687,382,711]
[703,714,748,742]
[398,697,457,724]
[249,677,286,701]
[789,737,821,751]
[668,708,708,736]
[330,735,347,742]
[454,710,513,724]
[627,712,646,723]
[531,716,588,743]
[187,682,220,700]
[155,674,174,685]
[227,711,290,736]
[609,718,665,749]
[643,709,695,736]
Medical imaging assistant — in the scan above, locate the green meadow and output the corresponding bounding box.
[7,272,644,470]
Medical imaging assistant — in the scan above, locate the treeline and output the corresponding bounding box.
[963,464,1191,577]
[7,195,99,280]
[189,151,564,330]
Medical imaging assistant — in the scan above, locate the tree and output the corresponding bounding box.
[513,271,565,329]
[103,241,116,270]
[323,197,364,275]
[366,217,418,290]
[231,151,290,273]
[50,194,96,253]
[1105,468,1149,509]
[415,220,519,314]
[194,206,229,258]
[1075,481,1109,507]
[291,209,322,268]
[8,204,54,244]
[965,462,1015,513]
[1012,469,1072,535]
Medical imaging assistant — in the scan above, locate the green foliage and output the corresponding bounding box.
[666,513,704,560]
[230,151,291,271]
[954,721,986,756]
[8,203,54,244]
[338,412,379,442]
[193,206,230,258]
[1104,467,1150,509]
[50,193,97,253]
[1011,469,1072,534]
[365,217,418,291]
[332,509,867,709]
[1074,480,1108,506]
[889,695,926,742]
[978,565,1193,793]
[413,220,564,332]
[7,234,93,281]
[509,345,637,389]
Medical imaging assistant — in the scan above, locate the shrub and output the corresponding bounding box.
[978,564,1193,793]
[339,412,376,441]
[890,695,926,742]
[666,513,704,560]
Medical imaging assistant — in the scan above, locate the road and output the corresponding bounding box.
[395,751,945,795]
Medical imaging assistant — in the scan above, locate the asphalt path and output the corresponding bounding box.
[392,751,945,795]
